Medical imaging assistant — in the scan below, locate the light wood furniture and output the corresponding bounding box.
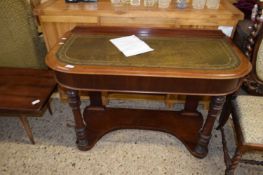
[34,0,244,51]
[46,26,251,157]
[0,68,57,144]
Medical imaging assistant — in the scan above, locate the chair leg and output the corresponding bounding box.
[47,102,53,115]
[226,149,242,175]
[217,95,232,129]
[18,116,35,144]
[220,127,232,168]
[220,127,242,175]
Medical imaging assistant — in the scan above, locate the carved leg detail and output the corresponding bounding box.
[67,89,89,150]
[194,96,226,158]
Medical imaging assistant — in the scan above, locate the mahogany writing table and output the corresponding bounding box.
[46,26,251,158]
[35,0,244,107]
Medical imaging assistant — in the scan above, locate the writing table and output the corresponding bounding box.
[46,26,251,158]
[35,0,244,105]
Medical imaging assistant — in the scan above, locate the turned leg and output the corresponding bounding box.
[19,116,35,144]
[67,89,89,150]
[194,96,226,158]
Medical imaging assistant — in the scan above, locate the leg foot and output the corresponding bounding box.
[19,116,35,144]
[67,89,89,150]
[194,96,226,158]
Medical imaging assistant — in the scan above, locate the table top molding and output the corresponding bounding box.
[46,26,251,80]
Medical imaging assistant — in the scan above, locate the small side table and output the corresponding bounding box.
[0,67,57,144]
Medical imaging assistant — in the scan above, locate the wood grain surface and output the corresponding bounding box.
[34,0,244,50]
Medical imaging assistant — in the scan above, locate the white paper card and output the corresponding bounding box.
[32,99,40,105]
[218,26,234,37]
[110,35,154,57]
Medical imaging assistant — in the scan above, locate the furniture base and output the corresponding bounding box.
[79,107,205,158]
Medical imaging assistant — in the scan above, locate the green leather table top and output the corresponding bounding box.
[56,34,240,70]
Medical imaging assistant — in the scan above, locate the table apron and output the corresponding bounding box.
[55,72,242,96]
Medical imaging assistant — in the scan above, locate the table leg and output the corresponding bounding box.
[194,96,226,158]
[67,89,89,150]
